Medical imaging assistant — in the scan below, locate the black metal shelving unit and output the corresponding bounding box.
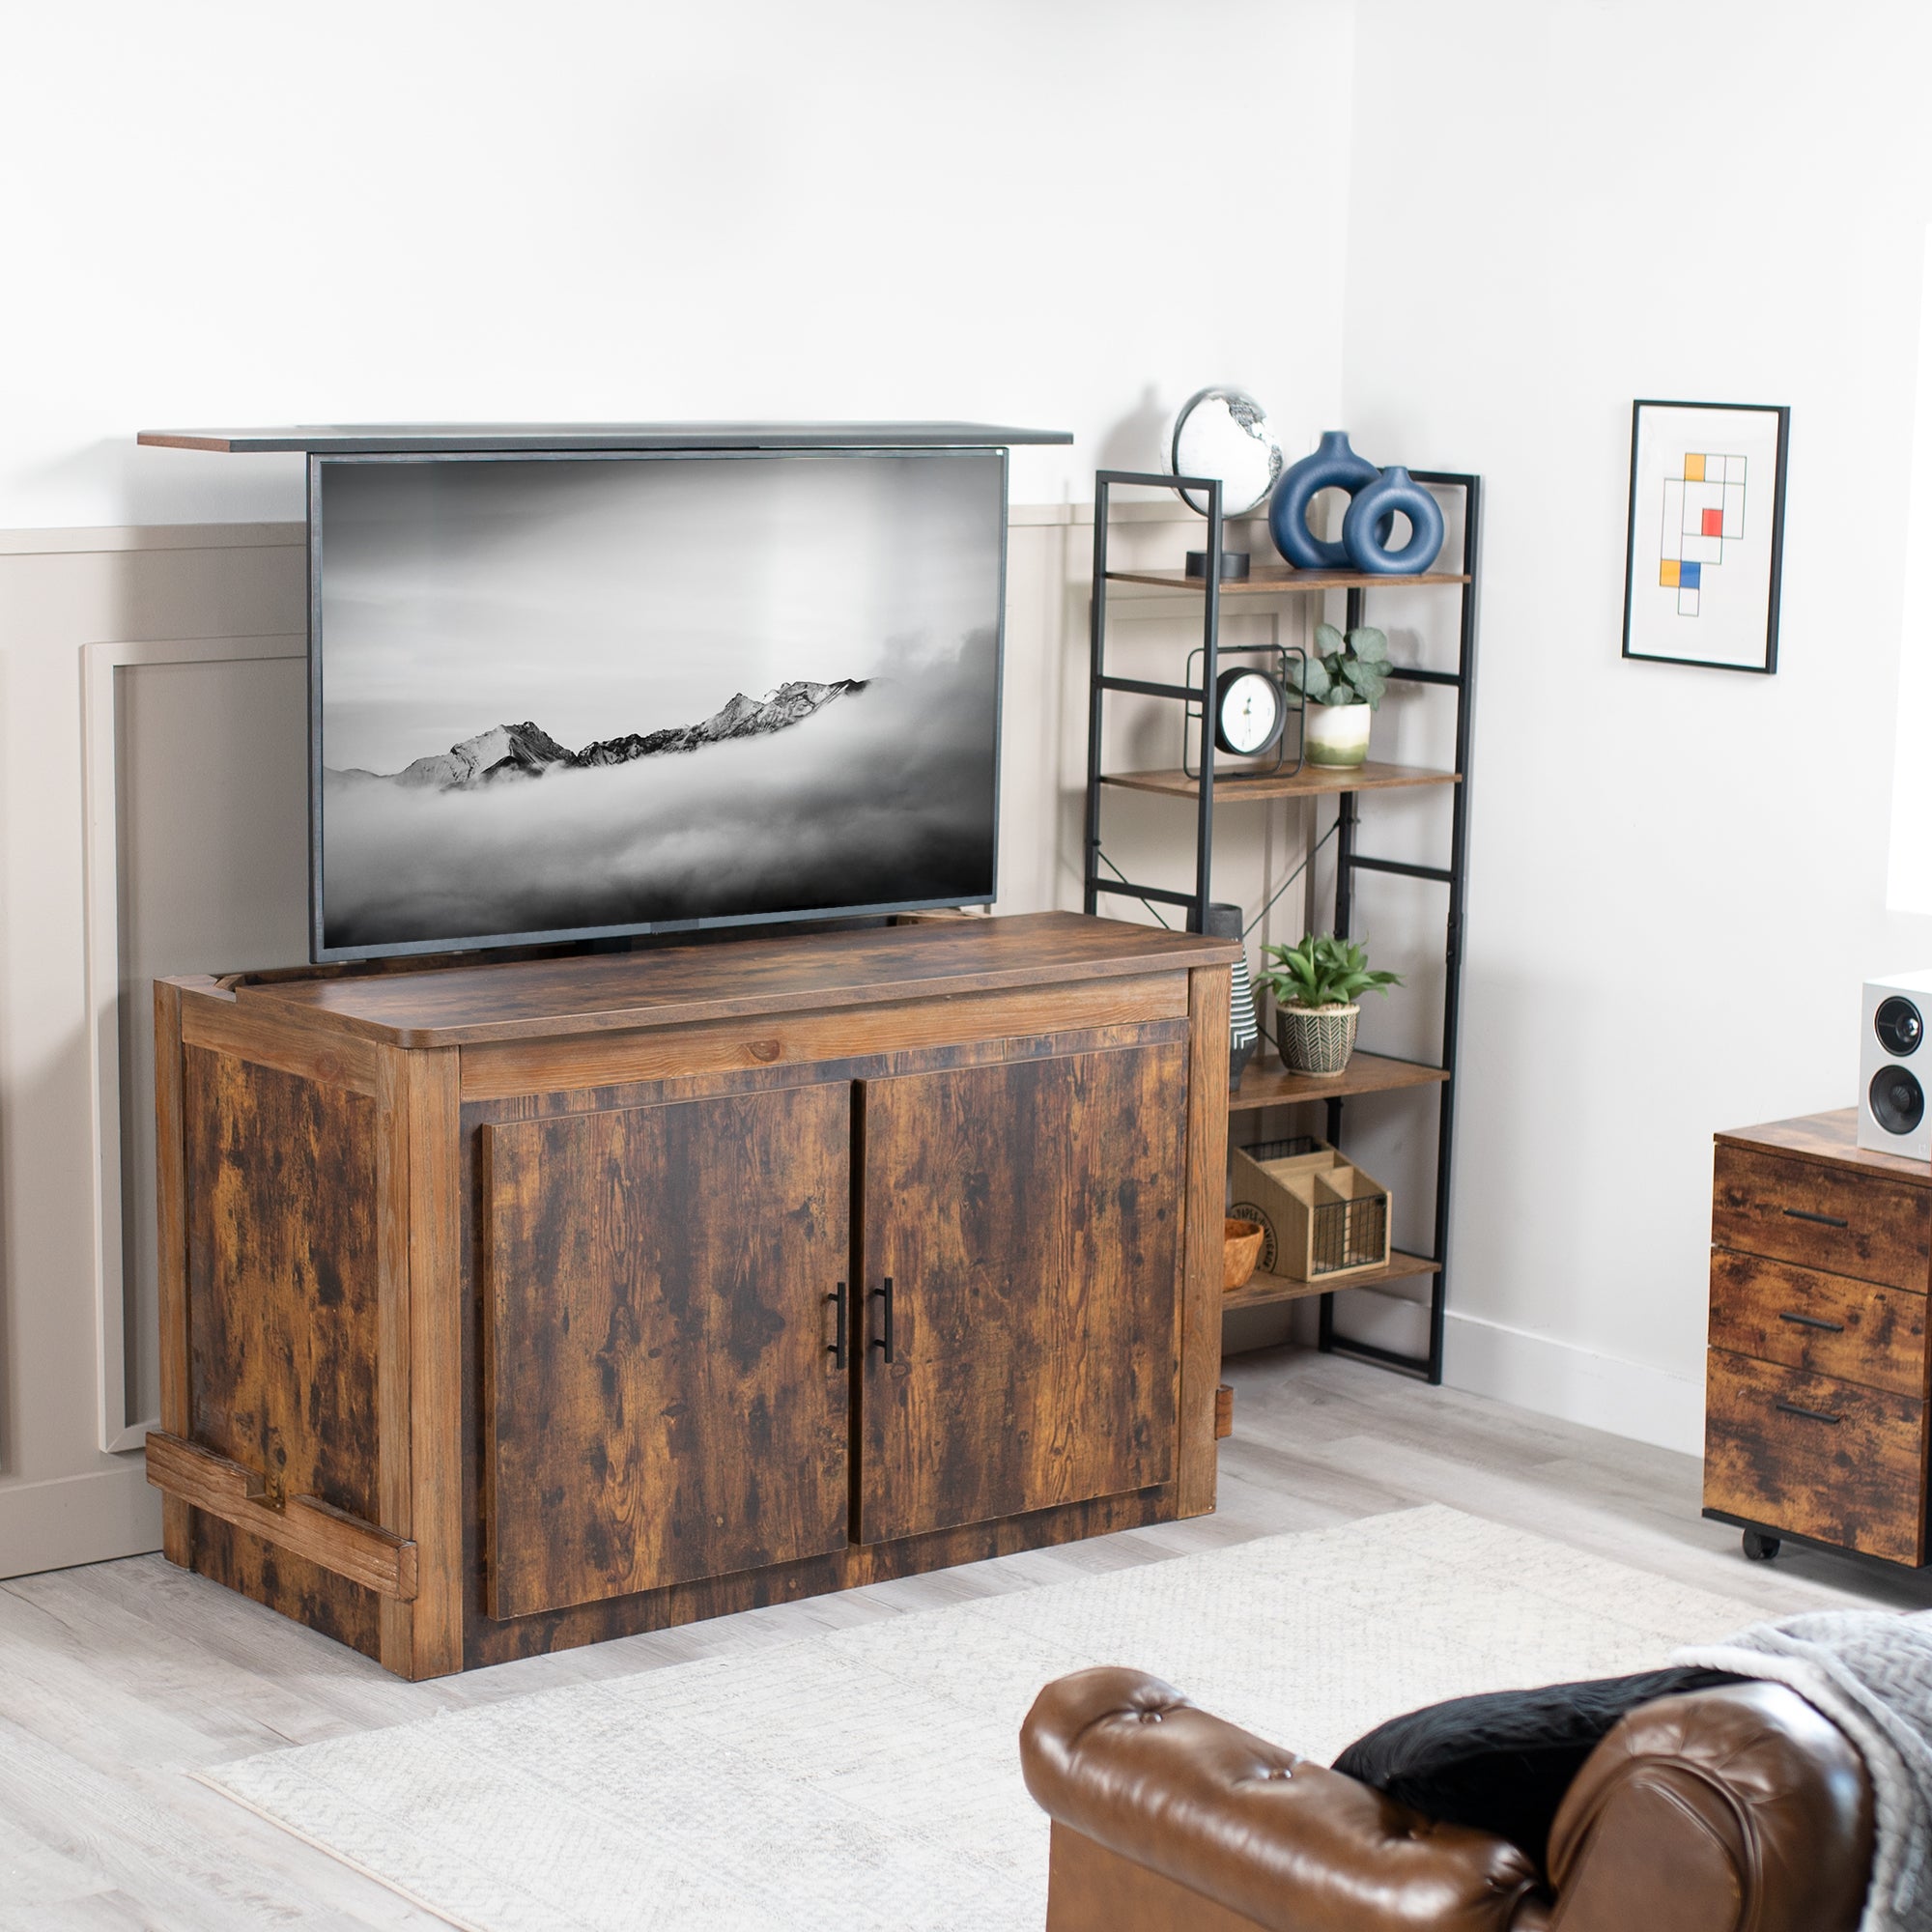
[1082,468,1483,1384]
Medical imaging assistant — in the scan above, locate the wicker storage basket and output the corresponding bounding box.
[1228,1138,1390,1281]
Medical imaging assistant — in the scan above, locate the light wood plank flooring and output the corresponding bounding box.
[4,1347,1928,1929]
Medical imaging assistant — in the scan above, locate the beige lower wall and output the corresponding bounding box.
[0,504,1332,1578]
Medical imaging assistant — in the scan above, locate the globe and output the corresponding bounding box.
[1167,387,1283,519]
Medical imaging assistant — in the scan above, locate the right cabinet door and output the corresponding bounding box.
[857,1039,1185,1544]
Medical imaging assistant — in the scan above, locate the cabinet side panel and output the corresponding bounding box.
[181,1043,383,1657]
[484,1081,852,1619]
[154,980,191,1565]
[1177,965,1231,1516]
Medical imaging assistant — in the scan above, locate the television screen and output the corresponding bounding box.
[310,448,1006,959]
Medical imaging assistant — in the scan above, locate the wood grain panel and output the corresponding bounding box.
[1178,965,1230,1517]
[1708,1251,1927,1398]
[1719,1108,1932,1187]
[225,912,1239,1047]
[153,980,191,1566]
[1712,1146,1931,1291]
[182,1045,384,1641]
[184,1046,381,1519]
[1703,1349,1928,1563]
[405,1048,465,1678]
[858,1042,1183,1544]
[483,1081,852,1618]
[458,976,1188,1100]
[180,993,381,1094]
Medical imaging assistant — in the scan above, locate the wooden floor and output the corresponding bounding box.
[5,1346,1929,1929]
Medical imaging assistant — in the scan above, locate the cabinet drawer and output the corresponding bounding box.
[1712,1147,1931,1291]
[1703,1350,1928,1564]
[1708,1252,1927,1399]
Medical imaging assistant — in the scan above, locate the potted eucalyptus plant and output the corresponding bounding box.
[1258,932,1401,1075]
[1288,622,1389,767]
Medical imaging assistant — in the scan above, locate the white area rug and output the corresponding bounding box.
[201,1506,1764,1931]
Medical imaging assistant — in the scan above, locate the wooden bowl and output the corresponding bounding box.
[1223,1217,1265,1291]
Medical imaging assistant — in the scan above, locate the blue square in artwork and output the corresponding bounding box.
[1679,561,1702,589]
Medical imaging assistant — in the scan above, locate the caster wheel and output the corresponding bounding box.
[1742,1529,1781,1562]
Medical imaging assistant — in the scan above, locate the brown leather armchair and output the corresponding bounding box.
[1020,1666,1874,1932]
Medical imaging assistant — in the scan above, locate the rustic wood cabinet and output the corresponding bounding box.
[146,913,1236,1678]
[1704,1109,1932,1568]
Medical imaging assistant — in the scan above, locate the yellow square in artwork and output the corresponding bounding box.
[1683,453,1706,482]
[1660,559,1681,587]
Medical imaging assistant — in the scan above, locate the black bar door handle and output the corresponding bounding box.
[1781,1207,1850,1228]
[869,1277,895,1363]
[1777,1310,1846,1333]
[826,1282,847,1370]
[1776,1400,1842,1425]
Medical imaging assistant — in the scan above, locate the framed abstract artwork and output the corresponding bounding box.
[1622,399,1790,673]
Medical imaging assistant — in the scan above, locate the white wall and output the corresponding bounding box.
[0,0,1354,529]
[0,0,1360,1575]
[1342,0,1932,1449]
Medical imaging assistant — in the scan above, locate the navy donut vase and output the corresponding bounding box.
[1342,466,1445,575]
[1268,429,1380,570]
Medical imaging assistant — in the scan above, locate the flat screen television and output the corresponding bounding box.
[308,446,1007,960]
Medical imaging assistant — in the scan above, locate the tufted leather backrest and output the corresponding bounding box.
[1545,1682,1874,1932]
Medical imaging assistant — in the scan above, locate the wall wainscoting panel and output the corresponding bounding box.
[81,635,307,1453]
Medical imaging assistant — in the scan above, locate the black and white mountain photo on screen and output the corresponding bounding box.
[316,450,1005,951]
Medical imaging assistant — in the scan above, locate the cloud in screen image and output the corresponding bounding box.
[316,450,1004,951]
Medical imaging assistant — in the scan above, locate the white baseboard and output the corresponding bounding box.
[1443,1311,1705,1457]
[0,1463,161,1579]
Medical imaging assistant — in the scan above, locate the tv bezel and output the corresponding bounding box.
[306,443,1009,964]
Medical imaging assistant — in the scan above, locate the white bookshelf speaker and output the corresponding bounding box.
[1859,969,1932,1159]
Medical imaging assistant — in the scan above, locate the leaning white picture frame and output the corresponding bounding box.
[1622,399,1789,674]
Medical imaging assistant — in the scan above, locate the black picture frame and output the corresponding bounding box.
[1621,398,1789,674]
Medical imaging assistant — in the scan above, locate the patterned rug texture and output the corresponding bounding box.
[201,1505,1765,1931]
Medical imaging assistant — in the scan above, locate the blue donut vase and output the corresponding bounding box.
[1343,466,1445,575]
[1268,429,1380,569]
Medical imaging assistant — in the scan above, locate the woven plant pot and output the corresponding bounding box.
[1274,1002,1360,1075]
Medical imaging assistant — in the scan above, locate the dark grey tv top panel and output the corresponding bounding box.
[135,421,1073,455]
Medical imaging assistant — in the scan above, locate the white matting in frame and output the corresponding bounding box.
[1622,399,1789,673]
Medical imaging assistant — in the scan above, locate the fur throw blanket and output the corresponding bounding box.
[1674,1610,1932,1932]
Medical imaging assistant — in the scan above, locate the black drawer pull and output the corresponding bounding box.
[1780,1207,1850,1228]
[869,1276,895,1363]
[1777,1310,1846,1333]
[1776,1400,1842,1425]
[827,1281,847,1370]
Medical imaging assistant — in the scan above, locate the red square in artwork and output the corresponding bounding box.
[1701,507,1723,537]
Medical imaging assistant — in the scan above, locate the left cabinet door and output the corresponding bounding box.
[482,1080,852,1619]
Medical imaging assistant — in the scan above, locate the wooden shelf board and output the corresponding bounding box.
[1102,759,1459,802]
[1221,1249,1440,1312]
[1230,1050,1449,1114]
[1105,566,1470,595]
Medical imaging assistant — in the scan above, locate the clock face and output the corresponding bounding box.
[1215,668,1285,756]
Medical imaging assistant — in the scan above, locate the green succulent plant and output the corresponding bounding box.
[1285,623,1391,709]
[1257,932,1402,1011]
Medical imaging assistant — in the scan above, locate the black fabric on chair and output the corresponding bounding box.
[1330,1665,1750,1869]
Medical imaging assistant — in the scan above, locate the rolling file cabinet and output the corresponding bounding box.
[1704,1108,1932,1567]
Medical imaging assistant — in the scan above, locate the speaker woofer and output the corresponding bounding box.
[1876,995,1924,1057]
[1870,1064,1926,1136]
